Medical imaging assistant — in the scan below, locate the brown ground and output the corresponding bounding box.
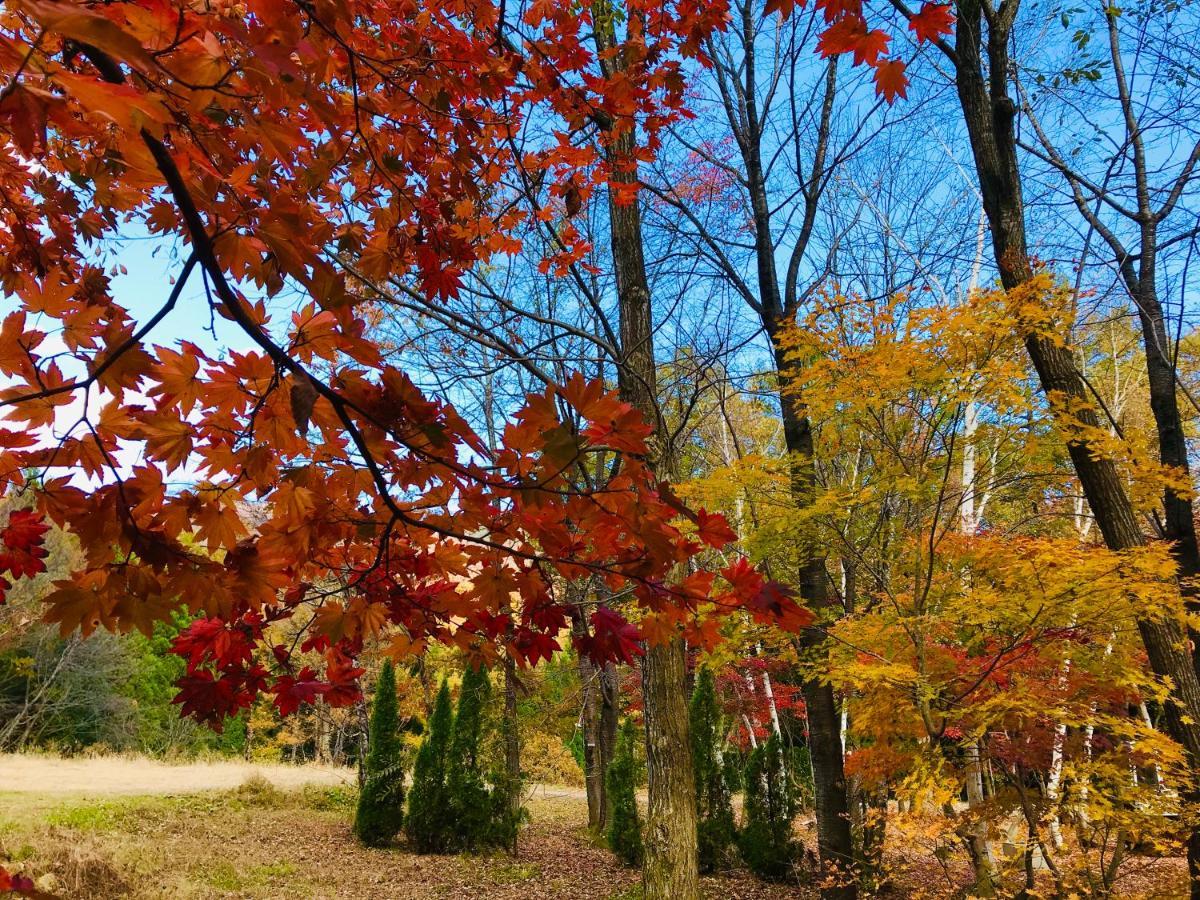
[0,755,1188,898]
[0,755,794,899]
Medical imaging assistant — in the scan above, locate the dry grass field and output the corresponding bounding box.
[0,754,1189,898]
[0,754,796,899]
[0,753,355,797]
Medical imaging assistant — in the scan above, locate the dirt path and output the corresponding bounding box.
[0,753,355,796]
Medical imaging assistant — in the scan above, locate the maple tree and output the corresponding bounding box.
[0,0,812,745]
[677,278,1200,892]
[3,1,1199,897]
[762,0,1200,893]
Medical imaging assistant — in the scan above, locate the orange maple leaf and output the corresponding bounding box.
[874,59,909,104]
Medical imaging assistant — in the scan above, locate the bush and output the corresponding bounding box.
[523,731,584,787]
[690,667,736,872]
[406,667,523,853]
[446,665,492,850]
[354,661,406,846]
[605,718,643,867]
[405,678,453,852]
[738,733,800,881]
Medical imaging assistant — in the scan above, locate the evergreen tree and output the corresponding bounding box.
[354,660,406,846]
[605,717,644,867]
[690,667,735,872]
[446,664,492,850]
[488,694,524,853]
[406,678,453,852]
[738,733,800,881]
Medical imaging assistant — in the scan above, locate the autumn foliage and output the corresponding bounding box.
[0,0,807,729]
[765,0,955,102]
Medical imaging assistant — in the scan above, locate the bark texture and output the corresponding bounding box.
[593,4,698,895]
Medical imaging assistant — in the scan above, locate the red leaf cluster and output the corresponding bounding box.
[769,0,956,105]
[0,510,50,603]
[0,0,813,729]
[0,864,37,896]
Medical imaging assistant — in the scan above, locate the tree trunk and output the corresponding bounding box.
[592,4,698,894]
[504,650,521,828]
[641,638,699,897]
[1131,274,1200,645]
[742,34,856,890]
[951,2,1200,893]
[691,12,853,891]
[573,605,605,830]
[599,660,620,827]
[964,741,998,896]
[776,343,857,899]
[798,622,857,898]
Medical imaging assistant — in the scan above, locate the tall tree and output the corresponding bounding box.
[941,4,1200,891]
[641,6,971,889]
[592,2,699,895]
[789,0,1200,891]
[1017,0,1200,630]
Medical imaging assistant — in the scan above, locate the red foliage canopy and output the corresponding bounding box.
[0,0,808,726]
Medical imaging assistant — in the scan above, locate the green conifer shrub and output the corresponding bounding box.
[605,717,644,867]
[738,732,800,880]
[354,660,406,846]
[405,678,453,852]
[446,664,492,850]
[690,667,736,872]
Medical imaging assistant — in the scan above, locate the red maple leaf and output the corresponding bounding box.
[909,3,956,43]
[415,243,463,302]
[695,508,738,549]
[174,670,259,727]
[817,16,867,57]
[2,509,50,551]
[323,650,366,708]
[0,509,50,587]
[746,580,813,631]
[852,28,891,67]
[509,626,561,667]
[765,0,802,20]
[271,667,331,716]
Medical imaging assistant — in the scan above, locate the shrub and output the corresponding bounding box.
[738,733,800,881]
[446,665,492,850]
[522,731,584,787]
[690,667,736,872]
[605,718,643,867]
[354,660,406,846]
[405,678,453,852]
